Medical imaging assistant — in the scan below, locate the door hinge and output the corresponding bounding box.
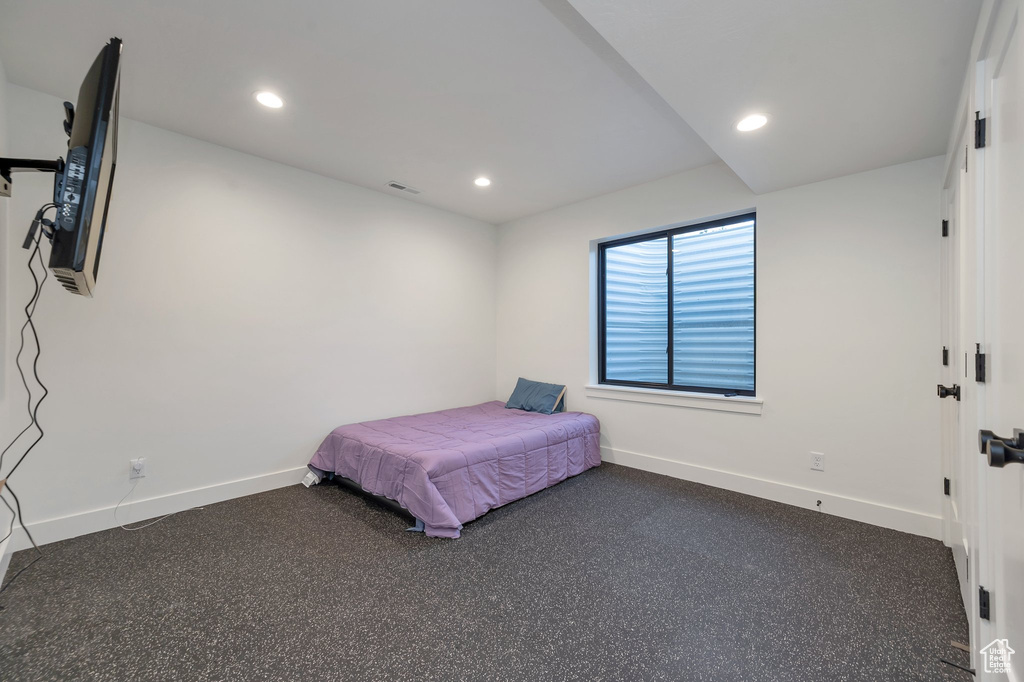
[942,346,949,366]
[942,219,949,237]
[943,477,950,495]
[979,586,991,620]
[975,112,987,149]
[975,344,986,383]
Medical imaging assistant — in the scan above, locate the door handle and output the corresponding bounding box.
[937,384,961,400]
[985,439,1024,468]
[978,429,1024,453]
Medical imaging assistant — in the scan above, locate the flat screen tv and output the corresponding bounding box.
[49,37,122,296]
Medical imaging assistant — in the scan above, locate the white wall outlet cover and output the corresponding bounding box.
[129,458,146,479]
[810,453,825,472]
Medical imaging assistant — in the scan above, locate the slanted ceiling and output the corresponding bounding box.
[567,0,982,193]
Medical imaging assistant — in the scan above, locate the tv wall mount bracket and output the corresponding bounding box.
[0,157,65,198]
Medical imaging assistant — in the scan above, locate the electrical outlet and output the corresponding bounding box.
[129,458,146,480]
[810,452,825,472]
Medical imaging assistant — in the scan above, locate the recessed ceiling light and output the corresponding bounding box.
[736,113,768,132]
[474,177,492,187]
[254,91,284,109]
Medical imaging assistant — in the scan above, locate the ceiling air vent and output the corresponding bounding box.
[386,181,421,195]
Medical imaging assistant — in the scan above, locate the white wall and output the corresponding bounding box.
[0,58,9,417]
[0,56,13,577]
[496,158,944,537]
[1,85,498,549]
[0,78,944,549]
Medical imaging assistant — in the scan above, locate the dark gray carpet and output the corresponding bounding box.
[0,464,969,681]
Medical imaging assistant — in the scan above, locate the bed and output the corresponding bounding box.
[308,400,601,538]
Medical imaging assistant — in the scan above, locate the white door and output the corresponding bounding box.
[957,92,989,669]
[941,122,982,654]
[980,0,1024,677]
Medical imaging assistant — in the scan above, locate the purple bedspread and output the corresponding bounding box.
[309,401,601,538]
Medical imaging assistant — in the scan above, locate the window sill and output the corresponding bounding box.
[584,384,763,415]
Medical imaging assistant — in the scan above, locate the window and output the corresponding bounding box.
[598,213,755,396]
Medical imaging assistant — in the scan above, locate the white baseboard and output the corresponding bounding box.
[5,452,941,553]
[0,536,12,587]
[603,447,942,540]
[6,466,308,552]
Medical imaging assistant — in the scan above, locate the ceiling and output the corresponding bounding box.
[0,0,981,223]
[567,0,982,193]
[0,0,716,224]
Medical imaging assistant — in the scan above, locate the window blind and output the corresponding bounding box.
[672,221,754,391]
[600,215,755,395]
[604,237,667,383]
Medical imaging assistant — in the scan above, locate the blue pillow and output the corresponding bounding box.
[505,378,567,415]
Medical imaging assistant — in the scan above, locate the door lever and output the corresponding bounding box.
[986,439,1024,468]
[937,384,961,400]
[978,429,1024,453]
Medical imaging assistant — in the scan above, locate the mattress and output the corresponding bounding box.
[308,400,601,538]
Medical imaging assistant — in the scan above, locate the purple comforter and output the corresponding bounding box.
[309,401,601,538]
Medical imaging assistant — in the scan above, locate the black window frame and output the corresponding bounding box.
[597,212,756,397]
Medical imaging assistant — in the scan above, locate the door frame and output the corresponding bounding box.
[940,1,1017,676]
[979,1,1023,678]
